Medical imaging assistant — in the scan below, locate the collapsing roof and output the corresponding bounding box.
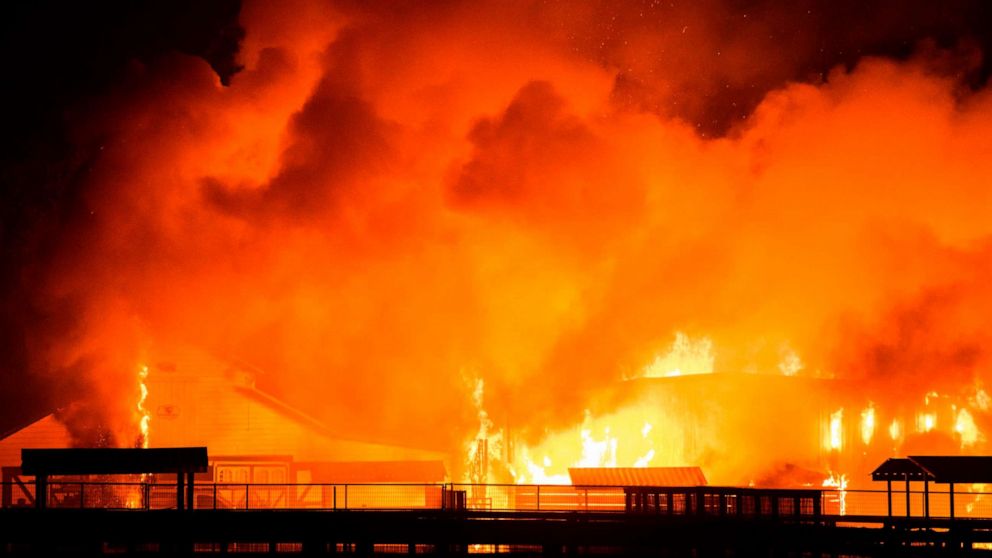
[568,467,707,487]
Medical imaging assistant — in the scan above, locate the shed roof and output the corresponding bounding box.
[909,456,992,484]
[22,447,208,476]
[568,467,707,487]
[871,458,933,482]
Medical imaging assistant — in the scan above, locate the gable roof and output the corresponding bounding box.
[1,352,444,466]
[871,458,933,482]
[871,456,992,484]
[568,467,707,487]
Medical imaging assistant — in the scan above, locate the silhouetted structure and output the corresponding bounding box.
[871,455,992,520]
[21,447,207,510]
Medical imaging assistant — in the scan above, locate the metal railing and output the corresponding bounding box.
[4,482,992,519]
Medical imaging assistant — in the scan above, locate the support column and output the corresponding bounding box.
[886,480,892,517]
[186,472,195,510]
[905,474,911,517]
[35,474,47,510]
[177,473,185,510]
[950,483,955,520]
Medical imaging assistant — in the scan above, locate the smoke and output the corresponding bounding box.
[2,0,992,475]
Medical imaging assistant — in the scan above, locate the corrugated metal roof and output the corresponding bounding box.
[568,467,707,487]
[908,456,992,484]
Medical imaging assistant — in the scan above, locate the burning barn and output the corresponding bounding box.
[0,349,446,492]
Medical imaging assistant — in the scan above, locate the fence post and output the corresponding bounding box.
[345,484,348,510]
[245,484,249,510]
[213,483,217,510]
[536,485,541,511]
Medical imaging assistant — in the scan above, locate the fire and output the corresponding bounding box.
[777,346,804,377]
[917,412,937,433]
[828,408,844,452]
[136,364,150,449]
[822,472,849,516]
[638,333,714,379]
[21,2,992,497]
[889,419,902,443]
[954,408,981,448]
[860,404,875,446]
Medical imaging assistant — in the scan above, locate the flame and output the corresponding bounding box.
[464,377,504,484]
[822,472,849,516]
[639,332,714,378]
[777,346,804,377]
[860,403,875,446]
[512,407,669,484]
[27,3,992,491]
[828,408,844,451]
[889,419,902,443]
[136,364,150,449]
[954,408,981,448]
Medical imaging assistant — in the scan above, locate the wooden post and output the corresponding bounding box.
[950,483,955,520]
[186,472,195,510]
[886,480,892,517]
[34,474,47,509]
[924,479,929,519]
[905,473,911,517]
[176,473,185,510]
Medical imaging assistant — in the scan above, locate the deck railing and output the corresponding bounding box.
[4,481,992,519]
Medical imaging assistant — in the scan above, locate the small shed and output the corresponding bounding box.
[21,447,207,510]
[871,456,992,519]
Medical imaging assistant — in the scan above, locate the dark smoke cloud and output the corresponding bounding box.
[0,1,243,435]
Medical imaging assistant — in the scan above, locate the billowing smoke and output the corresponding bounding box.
[2,1,992,479]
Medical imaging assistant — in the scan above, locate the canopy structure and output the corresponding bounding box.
[909,456,992,484]
[21,447,208,510]
[870,456,992,519]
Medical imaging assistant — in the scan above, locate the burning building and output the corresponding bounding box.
[2,1,992,501]
[0,349,446,488]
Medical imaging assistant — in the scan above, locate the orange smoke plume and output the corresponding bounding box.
[8,1,992,483]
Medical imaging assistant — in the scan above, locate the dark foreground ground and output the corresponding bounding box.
[2,509,992,557]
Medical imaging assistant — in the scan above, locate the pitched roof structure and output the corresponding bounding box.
[0,350,444,468]
[568,467,707,487]
[872,456,992,484]
[908,456,992,484]
[871,458,933,482]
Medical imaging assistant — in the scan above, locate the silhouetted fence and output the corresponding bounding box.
[5,481,992,519]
